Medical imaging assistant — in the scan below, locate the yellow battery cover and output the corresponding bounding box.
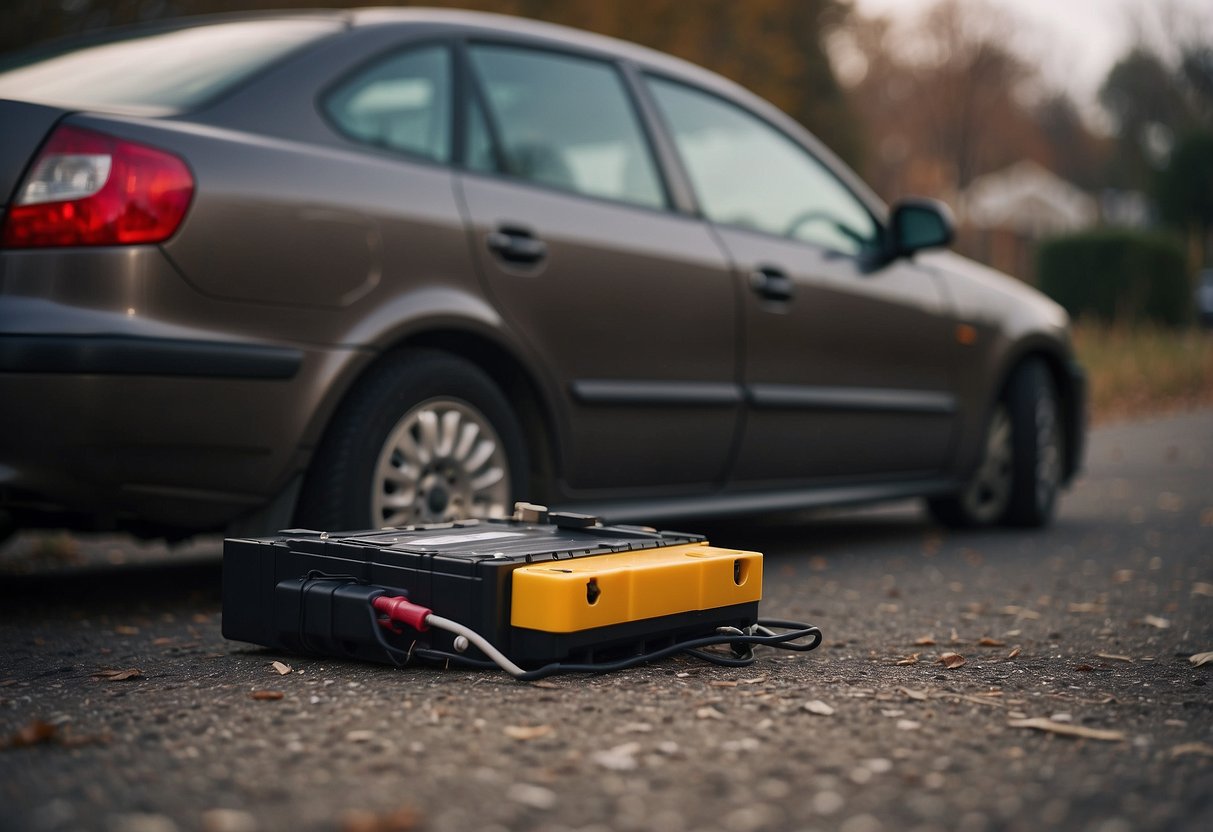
[510,542,762,633]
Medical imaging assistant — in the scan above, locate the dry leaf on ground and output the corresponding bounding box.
[250,690,284,701]
[271,661,292,675]
[978,637,1005,647]
[1008,646,1022,659]
[1074,664,1095,672]
[503,724,553,741]
[340,806,422,832]
[1096,653,1133,663]
[1189,651,1213,667]
[803,700,835,716]
[1192,582,1213,597]
[899,687,928,701]
[1170,742,1213,758]
[913,636,936,646]
[1,719,56,749]
[1142,615,1171,629]
[1008,718,1124,741]
[936,652,966,669]
[91,668,141,681]
[696,706,723,720]
[896,653,920,666]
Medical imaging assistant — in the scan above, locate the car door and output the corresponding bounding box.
[644,76,959,485]
[456,43,740,493]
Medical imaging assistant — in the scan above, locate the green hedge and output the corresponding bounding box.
[1037,230,1189,326]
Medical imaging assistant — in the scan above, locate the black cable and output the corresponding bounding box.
[380,619,821,680]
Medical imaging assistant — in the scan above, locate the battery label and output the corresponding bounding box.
[405,531,527,546]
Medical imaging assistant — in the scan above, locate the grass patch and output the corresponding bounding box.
[1072,323,1213,424]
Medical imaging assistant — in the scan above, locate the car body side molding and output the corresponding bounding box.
[748,384,957,415]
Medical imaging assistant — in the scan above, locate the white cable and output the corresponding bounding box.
[425,614,528,677]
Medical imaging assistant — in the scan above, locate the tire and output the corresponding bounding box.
[928,358,1063,529]
[295,349,527,531]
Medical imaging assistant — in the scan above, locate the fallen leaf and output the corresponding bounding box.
[271,661,292,676]
[1170,742,1213,759]
[896,653,920,666]
[2,720,56,749]
[250,690,284,701]
[91,668,142,681]
[1192,582,1213,597]
[340,805,422,832]
[591,742,641,771]
[530,681,559,689]
[899,687,928,701]
[803,700,835,716]
[1096,653,1133,663]
[696,706,723,720]
[740,676,768,685]
[152,637,175,646]
[1008,718,1124,741]
[1000,605,1041,619]
[1142,615,1171,629]
[950,628,960,644]
[935,652,966,669]
[978,637,1005,647]
[1074,664,1095,672]
[1189,651,1213,667]
[896,719,921,730]
[346,730,376,743]
[503,724,553,741]
[113,625,139,635]
[710,680,738,687]
[914,636,937,646]
[1068,602,1104,613]
[1008,646,1022,659]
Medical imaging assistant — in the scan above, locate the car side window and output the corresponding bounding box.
[325,45,451,162]
[647,76,879,257]
[466,44,665,209]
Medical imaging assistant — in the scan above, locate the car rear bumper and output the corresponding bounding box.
[0,275,368,534]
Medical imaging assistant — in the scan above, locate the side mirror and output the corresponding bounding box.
[889,198,954,259]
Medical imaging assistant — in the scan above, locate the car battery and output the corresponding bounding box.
[221,504,766,670]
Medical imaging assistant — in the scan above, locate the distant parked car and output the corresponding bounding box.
[1197,269,1213,327]
[0,9,1085,541]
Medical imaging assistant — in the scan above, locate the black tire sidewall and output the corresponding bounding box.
[297,349,528,530]
[1003,358,1061,527]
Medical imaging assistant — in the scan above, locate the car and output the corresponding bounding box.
[0,8,1085,542]
[1197,268,1213,327]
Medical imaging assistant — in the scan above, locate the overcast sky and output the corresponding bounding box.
[852,0,1213,109]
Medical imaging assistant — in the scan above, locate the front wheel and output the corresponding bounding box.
[928,358,1063,528]
[296,349,527,531]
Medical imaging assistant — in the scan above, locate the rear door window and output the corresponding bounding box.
[466,44,666,210]
[324,45,452,163]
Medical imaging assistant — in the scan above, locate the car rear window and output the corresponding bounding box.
[0,19,342,112]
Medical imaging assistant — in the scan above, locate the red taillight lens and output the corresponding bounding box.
[2,125,193,248]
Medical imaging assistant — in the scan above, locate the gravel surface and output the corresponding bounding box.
[1,408,1211,832]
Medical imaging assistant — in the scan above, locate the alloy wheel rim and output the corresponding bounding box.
[372,398,511,527]
[960,405,1013,523]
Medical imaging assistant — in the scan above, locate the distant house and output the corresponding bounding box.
[961,160,1097,237]
[956,160,1097,283]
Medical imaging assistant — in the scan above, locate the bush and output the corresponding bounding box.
[1037,230,1189,326]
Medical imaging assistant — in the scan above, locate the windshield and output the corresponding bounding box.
[0,18,342,112]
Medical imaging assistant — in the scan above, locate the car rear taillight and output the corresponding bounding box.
[2,125,193,248]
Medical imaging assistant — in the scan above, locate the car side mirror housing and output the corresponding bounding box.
[888,198,954,259]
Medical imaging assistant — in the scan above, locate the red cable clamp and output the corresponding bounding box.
[373,594,432,632]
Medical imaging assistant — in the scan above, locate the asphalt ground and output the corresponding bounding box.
[1,408,1210,832]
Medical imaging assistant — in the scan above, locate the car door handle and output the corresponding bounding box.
[750,266,794,302]
[486,227,547,265]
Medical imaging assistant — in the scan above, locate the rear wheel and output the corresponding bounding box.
[928,358,1063,528]
[296,349,527,531]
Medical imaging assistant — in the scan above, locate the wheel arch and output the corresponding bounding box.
[298,315,563,515]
